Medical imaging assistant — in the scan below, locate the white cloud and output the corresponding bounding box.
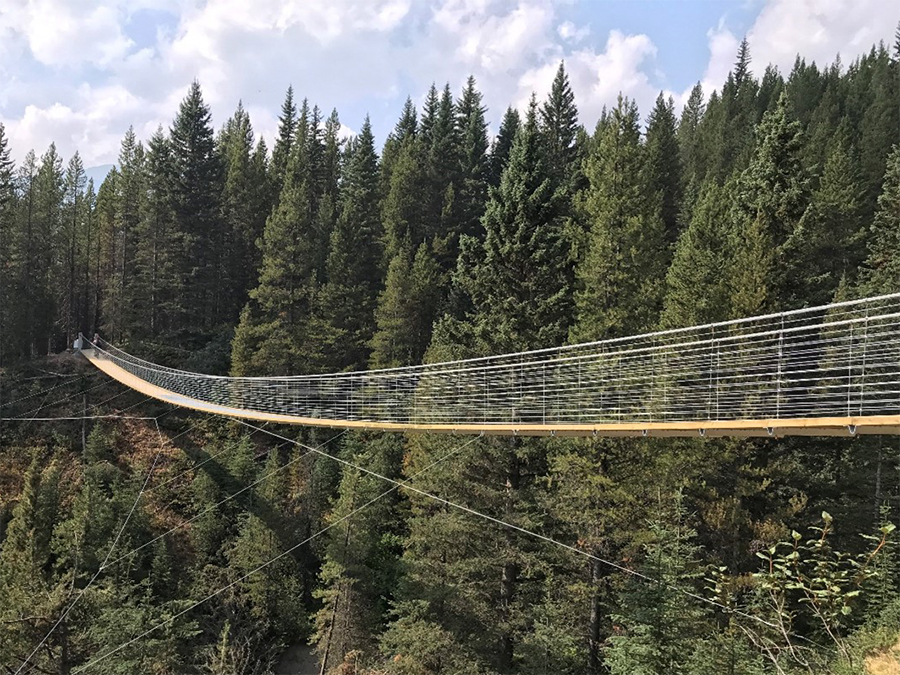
[519,30,663,127]
[747,0,897,74]
[1,0,895,168]
[691,0,897,105]
[0,0,134,67]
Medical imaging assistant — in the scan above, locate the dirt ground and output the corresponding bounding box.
[274,645,320,675]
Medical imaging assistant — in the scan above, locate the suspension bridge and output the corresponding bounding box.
[79,293,900,438]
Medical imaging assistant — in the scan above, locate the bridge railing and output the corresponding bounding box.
[83,293,900,426]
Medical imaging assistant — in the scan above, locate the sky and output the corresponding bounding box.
[0,0,896,170]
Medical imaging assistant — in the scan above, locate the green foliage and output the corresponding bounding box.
[573,96,666,340]
[2,33,899,675]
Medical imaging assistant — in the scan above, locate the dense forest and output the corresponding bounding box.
[1,27,900,674]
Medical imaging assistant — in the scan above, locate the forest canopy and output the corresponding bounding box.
[1,29,899,675]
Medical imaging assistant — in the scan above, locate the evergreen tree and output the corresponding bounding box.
[455,96,572,353]
[271,85,298,194]
[794,143,866,305]
[135,127,179,337]
[220,101,261,320]
[677,83,705,194]
[0,123,14,390]
[231,128,318,376]
[861,144,900,295]
[455,76,490,243]
[370,241,441,368]
[61,152,87,346]
[33,144,64,352]
[489,107,520,187]
[540,62,580,181]
[314,117,382,372]
[573,96,666,340]
[313,434,404,671]
[169,80,222,331]
[660,180,736,327]
[605,495,709,675]
[643,93,683,246]
[106,128,144,340]
[728,91,808,316]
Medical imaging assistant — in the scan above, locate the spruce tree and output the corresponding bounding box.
[794,143,866,305]
[231,132,318,376]
[314,117,382,372]
[660,181,736,328]
[0,123,14,391]
[456,96,572,353]
[489,106,520,187]
[677,83,705,193]
[61,152,87,346]
[728,90,808,316]
[169,80,222,331]
[861,144,900,295]
[370,241,441,368]
[109,128,145,340]
[135,127,179,337]
[313,433,404,671]
[604,495,709,675]
[271,85,298,194]
[220,101,260,320]
[643,93,683,246]
[573,96,666,340]
[539,61,580,180]
[33,144,64,352]
[455,76,489,243]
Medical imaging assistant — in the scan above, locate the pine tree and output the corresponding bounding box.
[660,181,736,328]
[540,61,580,180]
[314,117,382,372]
[271,85,298,194]
[573,96,666,340]
[0,123,14,389]
[861,144,900,295]
[643,93,683,246]
[728,90,808,316]
[793,143,866,305]
[313,433,404,671]
[33,143,64,353]
[227,450,305,661]
[135,127,179,337]
[231,133,318,376]
[381,138,427,261]
[370,241,441,368]
[455,96,572,353]
[107,128,144,340]
[605,494,709,675]
[169,80,222,331]
[220,101,261,320]
[489,107,520,187]
[677,83,705,193]
[425,84,461,258]
[61,152,87,346]
[455,76,490,243]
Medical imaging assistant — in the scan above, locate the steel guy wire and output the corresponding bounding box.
[14,416,169,675]
[70,431,484,673]
[239,420,825,649]
[99,428,348,570]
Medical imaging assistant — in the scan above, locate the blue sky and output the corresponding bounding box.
[0,0,895,169]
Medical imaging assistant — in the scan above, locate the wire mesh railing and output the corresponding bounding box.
[81,293,900,428]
